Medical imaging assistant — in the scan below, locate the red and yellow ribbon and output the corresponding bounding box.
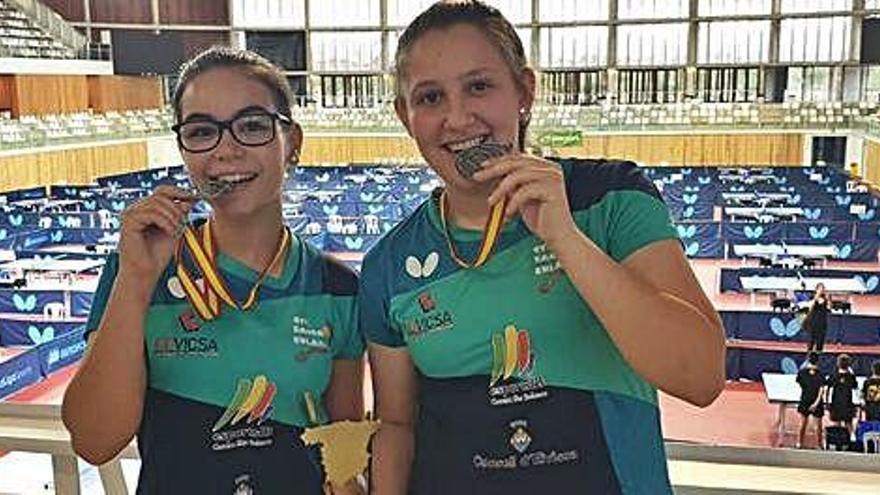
[175,221,290,321]
[439,190,506,269]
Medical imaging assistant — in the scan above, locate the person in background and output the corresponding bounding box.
[803,283,830,353]
[62,47,364,494]
[359,2,725,493]
[795,351,825,449]
[826,353,858,438]
[862,359,880,422]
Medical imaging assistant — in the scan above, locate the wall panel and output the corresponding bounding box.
[12,75,89,117]
[41,0,85,21]
[88,76,162,112]
[0,76,13,112]
[159,0,228,24]
[89,0,150,23]
[0,141,147,192]
[865,140,880,188]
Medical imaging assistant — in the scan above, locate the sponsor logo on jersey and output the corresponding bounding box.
[210,375,276,451]
[533,242,563,293]
[405,252,439,279]
[152,335,218,358]
[488,325,548,406]
[472,419,579,471]
[403,308,455,339]
[418,292,436,313]
[292,316,331,362]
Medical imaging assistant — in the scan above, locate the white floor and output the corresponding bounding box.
[0,452,139,495]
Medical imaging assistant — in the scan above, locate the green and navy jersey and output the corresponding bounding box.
[86,233,363,494]
[360,159,677,494]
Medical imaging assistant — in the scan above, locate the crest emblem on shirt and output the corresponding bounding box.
[210,375,276,451]
[405,252,439,278]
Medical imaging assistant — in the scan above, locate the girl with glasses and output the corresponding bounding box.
[63,47,365,494]
[359,2,725,493]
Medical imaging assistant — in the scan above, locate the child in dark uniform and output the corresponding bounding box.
[826,354,858,437]
[863,360,880,422]
[796,351,825,448]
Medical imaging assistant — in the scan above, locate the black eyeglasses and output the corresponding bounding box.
[172,109,292,153]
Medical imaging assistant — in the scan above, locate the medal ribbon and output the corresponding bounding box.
[175,221,290,321]
[439,189,506,268]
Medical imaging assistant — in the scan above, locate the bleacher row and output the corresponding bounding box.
[0,0,70,59]
[0,109,173,150]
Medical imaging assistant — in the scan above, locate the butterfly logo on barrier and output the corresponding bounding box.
[139,180,153,189]
[854,275,880,292]
[676,225,697,239]
[405,252,439,279]
[111,200,126,212]
[684,242,700,257]
[835,195,852,206]
[368,205,384,215]
[682,206,695,218]
[780,357,799,375]
[769,317,801,338]
[859,209,876,221]
[809,226,829,239]
[682,194,699,205]
[744,226,764,240]
[698,177,711,185]
[681,168,693,175]
[344,237,365,250]
[315,173,330,183]
[322,205,339,216]
[0,228,6,240]
[83,200,96,210]
[8,214,23,226]
[28,325,55,345]
[360,192,375,202]
[51,231,63,243]
[837,244,853,259]
[12,294,37,311]
[803,208,821,220]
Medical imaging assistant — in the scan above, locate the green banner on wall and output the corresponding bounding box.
[535,130,583,148]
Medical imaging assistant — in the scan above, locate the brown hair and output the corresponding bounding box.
[394,1,532,150]
[172,46,294,122]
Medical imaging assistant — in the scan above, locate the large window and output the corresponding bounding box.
[779,17,851,63]
[320,75,383,107]
[698,0,772,17]
[618,69,682,104]
[540,0,608,22]
[787,66,841,101]
[387,0,434,26]
[311,32,382,72]
[232,0,305,29]
[388,27,531,69]
[617,24,688,66]
[697,67,762,102]
[698,21,770,64]
[310,0,380,28]
[541,70,606,105]
[539,27,608,69]
[780,0,852,14]
[618,0,688,19]
[482,0,531,24]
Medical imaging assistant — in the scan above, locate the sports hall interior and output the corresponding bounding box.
[1,0,880,493]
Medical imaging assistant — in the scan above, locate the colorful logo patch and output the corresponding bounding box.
[488,325,547,407]
[210,375,276,451]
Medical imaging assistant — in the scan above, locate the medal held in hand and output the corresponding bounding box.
[454,141,512,179]
[441,141,512,269]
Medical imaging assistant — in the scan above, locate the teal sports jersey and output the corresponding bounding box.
[360,159,678,494]
[86,232,363,494]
